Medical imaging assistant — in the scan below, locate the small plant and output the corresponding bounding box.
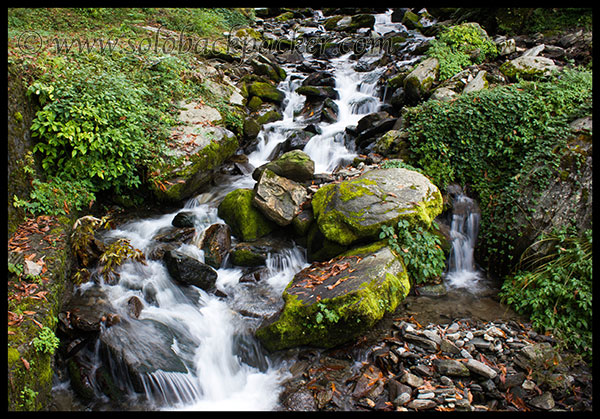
[32,326,60,355]
[426,22,497,80]
[19,386,38,411]
[380,219,446,285]
[500,226,592,362]
[315,301,340,325]
[98,238,146,284]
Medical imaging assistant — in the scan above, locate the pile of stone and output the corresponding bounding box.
[278,317,592,411]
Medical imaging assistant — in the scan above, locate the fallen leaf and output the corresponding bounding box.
[21,357,30,370]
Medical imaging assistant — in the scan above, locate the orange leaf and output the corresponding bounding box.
[21,357,30,370]
[22,311,36,316]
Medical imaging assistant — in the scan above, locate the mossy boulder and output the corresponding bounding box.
[499,56,559,81]
[247,81,285,104]
[312,168,443,246]
[217,188,276,241]
[403,57,439,103]
[253,149,315,183]
[255,242,410,351]
[253,169,308,226]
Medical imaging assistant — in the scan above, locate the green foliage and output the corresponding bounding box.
[13,176,95,216]
[500,226,592,362]
[426,22,497,80]
[315,301,341,325]
[32,326,60,355]
[380,219,446,285]
[18,387,39,411]
[98,238,146,284]
[402,68,592,270]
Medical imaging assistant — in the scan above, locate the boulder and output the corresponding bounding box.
[200,223,232,269]
[151,100,239,202]
[163,249,218,291]
[229,235,293,267]
[462,70,488,95]
[253,169,308,226]
[247,81,286,104]
[255,242,410,350]
[499,56,559,81]
[253,149,315,183]
[403,57,439,104]
[172,211,196,228]
[312,168,443,246]
[217,188,276,241]
[296,85,339,100]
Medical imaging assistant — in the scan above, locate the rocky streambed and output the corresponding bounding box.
[15,6,590,412]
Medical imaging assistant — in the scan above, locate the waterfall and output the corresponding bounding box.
[56,10,416,411]
[444,192,484,292]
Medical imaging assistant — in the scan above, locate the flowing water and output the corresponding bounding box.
[50,10,499,411]
[52,11,408,410]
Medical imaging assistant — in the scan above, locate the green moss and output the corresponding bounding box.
[217,188,275,241]
[230,248,266,267]
[247,95,263,112]
[256,244,410,350]
[256,110,283,125]
[247,81,285,104]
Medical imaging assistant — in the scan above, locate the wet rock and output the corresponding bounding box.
[152,226,195,244]
[200,223,232,268]
[218,188,276,241]
[253,169,308,226]
[127,296,143,319]
[163,249,218,291]
[253,149,315,183]
[247,81,286,104]
[171,211,196,228]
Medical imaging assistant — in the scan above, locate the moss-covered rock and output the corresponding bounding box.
[499,56,559,81]
[312,168,443,246]
[247,81,285,104]
[404,57,439,103]
[255,242,410,351]
[217,188,276,241]
[253,150,315,183]
[8,215,74,411]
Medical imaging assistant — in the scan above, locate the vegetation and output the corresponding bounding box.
[402,68,592,271]
[426,22,497,80]
[500,226,593,362]
[380,219,446,286]
[8,7,252,216]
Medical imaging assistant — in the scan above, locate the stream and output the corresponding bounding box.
[51,10,507,411]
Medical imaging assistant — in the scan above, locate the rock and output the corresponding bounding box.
[163,249,218,291]
[295,85,339,100]
[403,57,439,103]
[253,169,308,226]
[151,125,238,202]
[401,371,424,388]
[247,81,286,104]
[292,207,314,236]
[430,86,458,102]
[499,56,559,81]
[200,223,232,268]
[125,296,143,319]
[253,150,315,183]
[434,359,470,377]
[255,242,410,350]
[312,167,443,246]
[462,70,488,94]
[529,392,555,410]
[495,37,516,56]
[172,211,196,228]
[256,109,283,125]
[464,359,497,380]
[243,117,261,140]
[217,188,276,241]
[229,236,289,267]
[440,338,462,355]
[152,226,195,244]
[407,399,436,410]
[302,71,335,87]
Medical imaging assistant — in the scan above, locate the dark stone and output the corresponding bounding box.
[163,249,218,291]
[171,211,196,228]
[201,223,232,269]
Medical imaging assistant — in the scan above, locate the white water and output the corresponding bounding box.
[63,11,408,411]
[444,194,485,292]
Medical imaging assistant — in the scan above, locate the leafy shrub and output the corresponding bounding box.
[402,68,592,270]
[499,226,592,361]
[14,176,95,216]
[426,22,497,80]
[380,219,446,285]
[32,326,60,355]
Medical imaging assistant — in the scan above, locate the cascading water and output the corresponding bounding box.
[53,9,424,411]
[443,191,485,292]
